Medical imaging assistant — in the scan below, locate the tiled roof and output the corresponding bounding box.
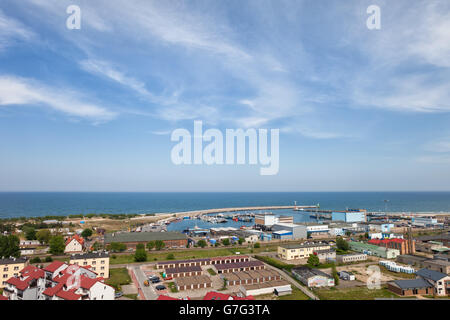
[6,277,29,291]
[157,295,181,300]
[55,288,81,300]
[392,278,433,290]
[0,295,8,300]
[203,292,232,300]
[43,261,66,273]
[66,235,84,246]
[416,268,448,281]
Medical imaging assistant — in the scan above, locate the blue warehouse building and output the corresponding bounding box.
[332,210,366,223]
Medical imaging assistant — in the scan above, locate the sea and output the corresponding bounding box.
[1,192,450,221]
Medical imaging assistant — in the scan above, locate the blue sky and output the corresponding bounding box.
[1,0,450,191]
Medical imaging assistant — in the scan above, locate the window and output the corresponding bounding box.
[101,267,105,270]
[14,266,19,271]
[101,260,105,264]
[83,262,87,265]
[3,274,7,278]
[92,261,96,265]
[3,267,8,272]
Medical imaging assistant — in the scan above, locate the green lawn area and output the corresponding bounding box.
[313,286,404,300]
[105,268,132,291]
[278,287,311,300]
[254,255,296,271]
[110,245,278,265]
[124,294,138,300]
[207,268,217,276]
[167,282,178,293]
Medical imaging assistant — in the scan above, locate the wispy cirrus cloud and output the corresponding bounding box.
[0,75,117,122]
[0,9,35,50]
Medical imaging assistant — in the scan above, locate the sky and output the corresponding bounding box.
[0,0,450,192]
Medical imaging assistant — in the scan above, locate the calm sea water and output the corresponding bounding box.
[0,192,449,220]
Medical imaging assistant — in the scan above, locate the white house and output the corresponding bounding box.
[65,235,84,253]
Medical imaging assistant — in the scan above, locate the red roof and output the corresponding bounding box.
[6,277,29,291]
[368,238,406,245]
[157,295,181,300]
[80,276,98,290]
[0,295,8,300]
[66,235,84,246]
[55,288,81,300]
[42,283,64,297]
[203,292,232,300]
[44,261,66,273]
[232,295,255,300]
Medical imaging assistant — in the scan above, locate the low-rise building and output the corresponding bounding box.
[0,257,28,288]
[174,275,212,291]
[225,270,281,286]
[387,278,434,296]
[315,249,336,262]
[271,223,307,240]
[368,238,416,255]
[396,255,427,268]
[239,280,292,297]
[277,242,331,260]
[69,251,110,278]
[104,231,188,249]
[416,268,450,296]
[348,241,400,259]
[422,259,450,275]
[2,261,114,300]
[64,235,84,254]
[338,271,355,281]
[336,253,368,264]
[213,260,265,274]
[164,266,202,278]
[292,267,335,288]
[331,209,366,223]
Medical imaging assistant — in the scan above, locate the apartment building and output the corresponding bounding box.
[277,243,331,260]
[2,261,114,300]
[69,251,110,278]
[0,257,28,288]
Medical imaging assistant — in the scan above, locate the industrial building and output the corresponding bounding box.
[348,241,400,259]
[368,238,416,255]
[411,217,440,228]
[396,255,427,268]
[292,267,335,288]
[104,231,188,249]
[423,259,450,274]
[336,253,368,264]
[278,242,331,260]
[315,249,336,262]
[254,213,294,230]
[239,280,292,297]
[271,223,307,240]
[303,223,330,238]
[331,209,366,223]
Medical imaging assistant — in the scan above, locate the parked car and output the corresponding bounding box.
[143,280,149,287]
[115,292,123,298]
[155,285,166,291]
[151,278,161,284]
[164,276,173,281]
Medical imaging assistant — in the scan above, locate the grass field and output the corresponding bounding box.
[124,294,139,300]
[313,286,404,300]
[110,245,279,265]
[105,268,132,290]
[278,287,311,300]
[254,255,296,271]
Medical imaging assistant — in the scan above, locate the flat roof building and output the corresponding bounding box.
[174,275,212,291]
[104,231,188,249]
[277,242,331,260]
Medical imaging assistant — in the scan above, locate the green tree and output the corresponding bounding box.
[92,241,102,251]
[49,236,65,255]
[24,227,37,240]
[222,238,230,246]
[336,237,349,251]
[307,254,320,267]
[253,242,261,249]
[331,264,339,286]
[166,253,175,260]
[136,243,145,250]
[0,234,21,258]
[30,257,42,264]
[45,256,53,262]
[238,238,244,245]
[81,228,93,238]
[197,239,207,248]
[36,229,52,245]
[134,248,147,262]
[146,241,156,250]
[108,242,127,252]
[154,240,165,251]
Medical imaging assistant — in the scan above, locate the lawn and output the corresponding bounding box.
[254,255,296,271]
[105,268,132,291]
[123,294,139,300]
[207,268,217,276]
[110,245,279,265]
[278,287,311,300]
[313,286,403,300]
[167,282,178,293]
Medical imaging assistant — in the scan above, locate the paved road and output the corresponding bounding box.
[263,263,319,300]
[131,265,158,300]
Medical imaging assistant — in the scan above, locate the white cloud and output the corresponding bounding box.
[0,75,117,121]
[0,9,34,50]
